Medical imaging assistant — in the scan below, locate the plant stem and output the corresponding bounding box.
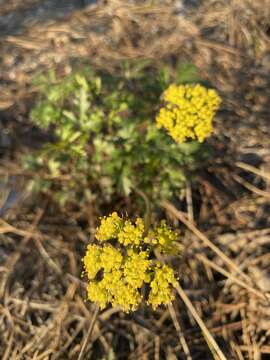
[132,186,151,231]
[78,304,99,360]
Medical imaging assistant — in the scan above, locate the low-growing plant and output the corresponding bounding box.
[24,62,221,209]
[23,62,225,359]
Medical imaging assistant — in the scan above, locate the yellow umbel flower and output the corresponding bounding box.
[87,281,108,309]
[83,212,178,312]
[144,220,179,254]
[124,249,151,288]
[156,84,221,143]
[148,264,177,310]
[118,218,145,246]
[100,245,123,272]
[83,244,123,279]
[83,244,102,279]
[101,270,142,312]
[95,212,123,241]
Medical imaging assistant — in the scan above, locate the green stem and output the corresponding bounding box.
[132,186,151,231]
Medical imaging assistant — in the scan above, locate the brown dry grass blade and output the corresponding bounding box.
[162,201,266,295]
[78,305,99,360]
[175,283,227,360]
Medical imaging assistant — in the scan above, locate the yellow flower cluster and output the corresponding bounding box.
[95,212,123,241]
[83,244,123,280]
[83,212,179,312]
[144,220,179,254]
[148,264,177,310]
[95,213,178,253]
[124,249,151,288]
[156,84,221,143]
[118,218,145,246]
[87,269,141,311]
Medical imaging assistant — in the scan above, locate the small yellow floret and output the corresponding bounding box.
[87,281,108,309]
[144,220,179,254]
[118,218,145,246]
[83,244,123,279]
[83,244,102,279]
[100,245,123,272]
[156,84,221,143]
[124,250,151,288]
[101,271,141,312]
[148,264,177,310]
[95,212,123,241]
[110,281,141,312]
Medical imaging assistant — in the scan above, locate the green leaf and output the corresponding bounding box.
[176,63,200,84]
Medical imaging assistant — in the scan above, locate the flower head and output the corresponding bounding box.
[156,84,221,143]
[118,218,145,246]
[95,212,123,241]
[83,244,102,279]
[99,245,123,272]
[83,212,179,312]
[148,264,177,310]
[124,249,151,288]
[144,220,179,254]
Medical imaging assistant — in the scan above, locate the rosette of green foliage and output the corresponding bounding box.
[24,63,214,207]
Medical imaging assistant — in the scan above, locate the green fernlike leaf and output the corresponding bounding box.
[176,63,201,84]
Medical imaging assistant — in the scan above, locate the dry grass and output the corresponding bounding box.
[1,0,270,359]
